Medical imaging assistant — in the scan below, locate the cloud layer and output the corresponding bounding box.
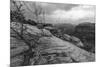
[47,5,95,20]
[14,1,95,24]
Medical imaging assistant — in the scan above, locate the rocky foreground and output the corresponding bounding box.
[10,22,95,67]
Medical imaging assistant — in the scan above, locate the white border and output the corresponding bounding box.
[0,0,99,67]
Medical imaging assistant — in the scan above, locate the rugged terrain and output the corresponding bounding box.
[10,22,95,67]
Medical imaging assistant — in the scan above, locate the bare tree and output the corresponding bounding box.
[22,1,46,23]
[11,0,23,35]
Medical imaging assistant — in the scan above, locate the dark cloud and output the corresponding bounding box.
[11,1,95,24]
[37,2,79,14]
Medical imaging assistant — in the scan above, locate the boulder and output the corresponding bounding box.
[63,34,84,47]
[41,29,53,37]
[63,34,71,41]
[10,22,23,33]
[71,36,80,42]
[26,25,52,37]
[70,36,84,47]
[26,25,42,36]
[38,36,95,62]
[44,26,54,30]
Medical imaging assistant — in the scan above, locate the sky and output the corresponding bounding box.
[11,1,96,25]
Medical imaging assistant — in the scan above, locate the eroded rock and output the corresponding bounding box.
[38,36,95,62]
[26,25,52,37]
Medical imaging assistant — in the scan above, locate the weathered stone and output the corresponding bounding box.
[10,55,24,67]
[26,25,52,37]
[55,57,73,63]
[38,36,95,62]
[26,25,42,36]
[63,34,71,41]
[63,34,84,47]
[10,37,29,57]
[71,36,84,47]
[11,45,29,57]
[10,37,27,48]
[41,29,52,37]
